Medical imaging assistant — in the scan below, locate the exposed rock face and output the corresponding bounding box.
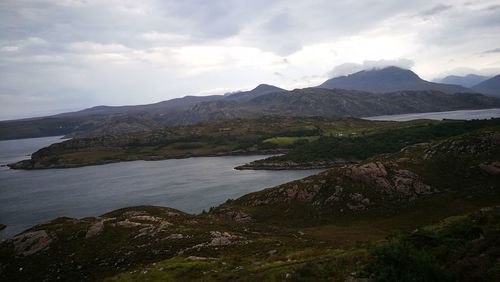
[85,217,115,238]
[13,230,54,257]
[209,231,235,246]
[346,162,391,191]
[345,162,431,198]
[217,208,253,223]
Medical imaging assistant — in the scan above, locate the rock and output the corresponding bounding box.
[115,220,144,228]
[186,256,215,261]
[268,250,277,256]
[345,162,431,199]
[218,209,252,223]
[209,231,236,246]
[86,221,105,238]
[130,215,163,222]
[479,162,500,175]
[0,224,6,231]
[166,233,184,239]
[346,162,391,191]
[13,230,54,257]
[85,217,115,238]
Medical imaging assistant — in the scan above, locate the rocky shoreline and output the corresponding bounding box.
[7,149,290,170]
[235,160,353,170]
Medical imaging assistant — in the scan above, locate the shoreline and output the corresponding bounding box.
[7,149,290,170]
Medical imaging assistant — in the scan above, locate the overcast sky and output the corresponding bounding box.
[1,0,500,120]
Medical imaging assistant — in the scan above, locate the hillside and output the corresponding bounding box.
[238,118,500,169]
[1,128,499,281]
[472,75,500,98]
[318,66,473,94]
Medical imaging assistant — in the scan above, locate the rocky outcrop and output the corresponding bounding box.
[345,162,432,197]
[216,208,253,223]
[12,230,54,257]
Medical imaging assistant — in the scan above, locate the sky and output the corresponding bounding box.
[1,0,500,120]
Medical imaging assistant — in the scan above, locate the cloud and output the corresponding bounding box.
[327,59,415,78]
[1,0,500,119]
[419,4,452,17]
[484,47,500,53]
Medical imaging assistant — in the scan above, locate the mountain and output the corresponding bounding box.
[472,75,500,98]
[318,66,473,94]
[55,95,225,118]
[225,84,286,100]
[36,84,284,119]
[1,87,499,140]
[437,74,490,88]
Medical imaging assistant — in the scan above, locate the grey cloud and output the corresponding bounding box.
[419,4,452,16]
[484,48,500,53]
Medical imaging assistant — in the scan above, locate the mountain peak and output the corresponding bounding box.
[318,66,471,94]
[225,84,285,100]
[438,74,490,88]
[252,84,284,92]
[355,66,421,81]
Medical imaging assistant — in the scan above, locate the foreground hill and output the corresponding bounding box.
[318,66,473,94]
[2,85,499,140]
[472,75,500,98]
[1,127,499,281]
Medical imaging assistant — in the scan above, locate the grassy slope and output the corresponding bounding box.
[1,128,499,281]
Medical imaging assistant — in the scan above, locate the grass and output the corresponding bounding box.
[263,136,320,145]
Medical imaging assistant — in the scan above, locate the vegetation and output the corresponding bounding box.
[245,118,500,167]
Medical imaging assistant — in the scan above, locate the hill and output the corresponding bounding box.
[472,75,500,98]
[318,66,473,94]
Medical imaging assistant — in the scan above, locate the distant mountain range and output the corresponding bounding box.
[436,74,490,88]
[1,67,499,140]
[472,75,500,98]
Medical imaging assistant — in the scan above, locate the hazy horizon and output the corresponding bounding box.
[1,0,500,120]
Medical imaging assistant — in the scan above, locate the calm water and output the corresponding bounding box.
[0,136,321,239]
[364,108,500,121]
